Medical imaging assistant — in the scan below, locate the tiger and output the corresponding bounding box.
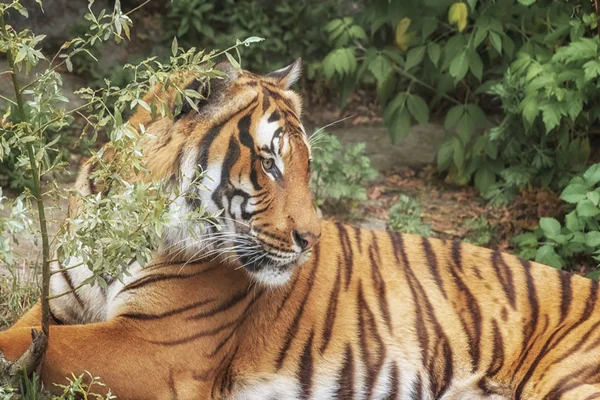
[2,59,600,400]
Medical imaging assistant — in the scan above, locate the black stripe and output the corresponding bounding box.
[422,237,447,299]
[515,280,599,397]
[491,251,516,309]
[121,297,216,320]
[298,330,315,399]
[335,223,354,290]
[60,268,85,309]
[358,283,386,398]
[186,290,248,320]
[238,112,262,191]
[212,134,242,211]
[369,234,392,331]
[336,344,354,398]
[559,271,573,322]
[118,265,219,295]
[275,246,320,369]
[319,256,342,354]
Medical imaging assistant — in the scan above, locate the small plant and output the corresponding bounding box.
[514,163,600,273]
[464,216,494,247]
[53,371,115,400]
[0,0,261,391]
[310,131,377,215]
[388,194,433,237]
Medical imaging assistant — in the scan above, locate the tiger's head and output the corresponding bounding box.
[137,59,321,286]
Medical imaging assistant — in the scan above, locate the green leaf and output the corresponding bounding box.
[467,50,483,80]
[584,164,600,186]
[225,52,241,71]
[243,36,265,45]
[565,211,581,232]
[456,112,475,143]
[583,60,600,82]
[405,46,426,70]
[513,232,538,248]
[520,96,539,126]
[427,43,441,67]
[561,184,589,204]
[489,32,502,54]
[535,245,563,269]
[518,0,536,5]
[437,139,455,169]
[389,108,411,142]
[444,105,464,130]
[577,199,600,217]
[474,28,487,48]
[452,137,464,169]
[407,94,429,125]
[588,191,600,206]
[449,52,468,82]
[171,37,178,58]
[553,38,598,63]
[540,217,561,237]
[368,54,392,84]
[540,103,562,133]
[586,231,600,247]
[474,167,495,192]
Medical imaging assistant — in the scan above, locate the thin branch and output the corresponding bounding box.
[0,12,51,340]
[125,0,152,16]
[392,65,462,106]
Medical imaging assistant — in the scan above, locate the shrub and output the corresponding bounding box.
[320,0,598,203]
[0,0,259,390]
[388,195,433,237]
[514,163,600,274]
[310,131,377,215]
[163,0,338,75]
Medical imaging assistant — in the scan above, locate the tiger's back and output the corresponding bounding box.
[89,221,600,399]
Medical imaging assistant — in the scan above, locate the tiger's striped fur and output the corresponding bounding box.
[2,61,600,399]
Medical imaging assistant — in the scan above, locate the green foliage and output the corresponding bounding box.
[0,0,262,391]
[53,371,115,399]
[310,131,377,214]
[320,0,598,203]
[163,0,338,75]
[464,216,494,246]
[514,163,600,273]
[388,195,433,237]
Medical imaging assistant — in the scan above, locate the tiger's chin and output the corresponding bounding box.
[238,251,312,287]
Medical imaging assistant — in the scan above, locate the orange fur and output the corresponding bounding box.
[3,64,600,399]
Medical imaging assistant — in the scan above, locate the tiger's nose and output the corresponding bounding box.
[293,230,320,252]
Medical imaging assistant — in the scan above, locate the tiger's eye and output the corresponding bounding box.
[262,158,274,170]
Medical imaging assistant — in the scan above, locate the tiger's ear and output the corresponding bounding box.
[177,62,239,118]
[266,58,302,89]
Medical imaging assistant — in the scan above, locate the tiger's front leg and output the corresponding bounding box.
[0,320,212,399]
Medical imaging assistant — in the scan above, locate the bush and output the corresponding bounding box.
[0,0,256,391]
[388,195,433,237]
[514,163,600,274]
[320,0,598,204]
[163,0,338,76]
[310,131,377,215]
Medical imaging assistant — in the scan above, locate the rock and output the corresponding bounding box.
[327,123,446,171]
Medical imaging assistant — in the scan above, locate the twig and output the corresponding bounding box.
[0,12,51,341]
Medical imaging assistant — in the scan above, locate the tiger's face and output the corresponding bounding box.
[142,59,321,286]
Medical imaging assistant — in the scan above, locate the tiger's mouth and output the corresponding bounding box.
[236,247,311,286]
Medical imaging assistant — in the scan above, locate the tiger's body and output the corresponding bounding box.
[2,60,600,399]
